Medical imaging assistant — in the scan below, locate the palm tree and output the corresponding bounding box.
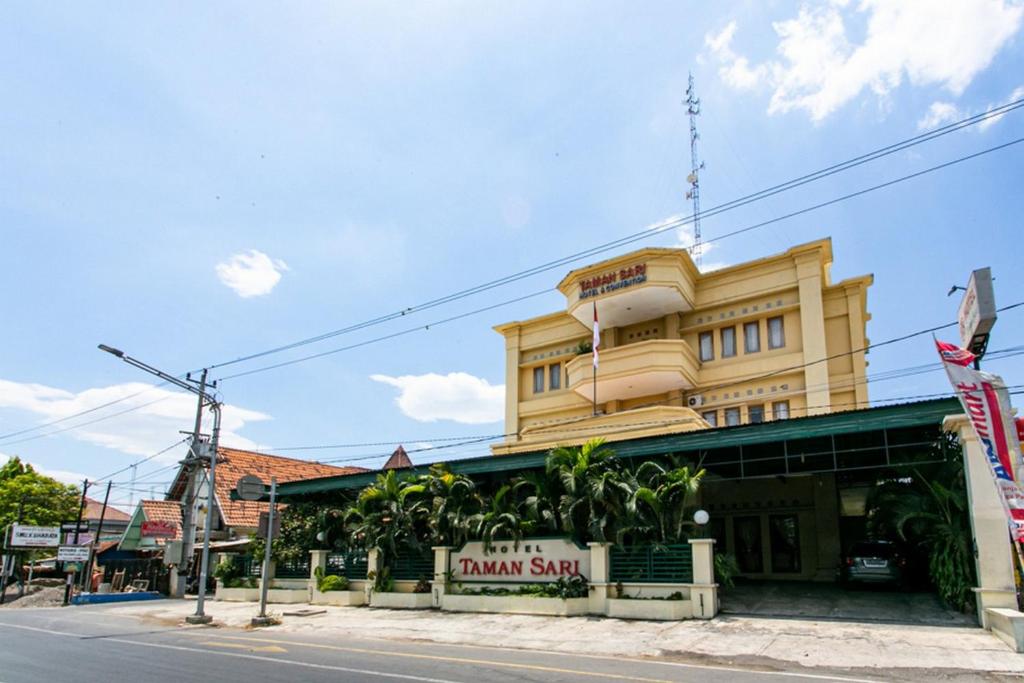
[546,438,631,543]
[865,451,976,612]
[512,469,562,534]
[627,459,706,544]
[468,484,529,551]
[420,463,481,547]
[344,469,427,565]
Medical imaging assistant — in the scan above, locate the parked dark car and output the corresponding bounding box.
[839,541,905,586]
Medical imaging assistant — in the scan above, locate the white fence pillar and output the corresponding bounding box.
[432,546,451,608]
[688,538,717,619]
[588,542,611,615]
[945,414,1018,627]
[309,549,328,599]
[365,548,379,602]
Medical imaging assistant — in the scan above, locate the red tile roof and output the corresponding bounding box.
[210,448,364,529]
[140,500,183,541]
[82,496,132,523]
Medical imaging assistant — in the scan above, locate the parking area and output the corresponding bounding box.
[719,580,978,626]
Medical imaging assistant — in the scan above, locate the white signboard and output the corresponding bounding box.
[450,538,590,583]
[11,525,61,548]
[57,545,91,563]
[958,267,996,353]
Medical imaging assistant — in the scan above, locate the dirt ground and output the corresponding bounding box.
[0,579,66,608]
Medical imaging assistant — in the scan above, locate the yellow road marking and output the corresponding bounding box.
[184,632,677,682]
[206,641,287,654]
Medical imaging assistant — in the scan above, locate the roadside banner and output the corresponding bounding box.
[57,545,90,563]
[10,525,61,548]
[936,339,1024,542]
[141,521,178,539]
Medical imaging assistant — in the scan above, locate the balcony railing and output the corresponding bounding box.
[566,339,698,403]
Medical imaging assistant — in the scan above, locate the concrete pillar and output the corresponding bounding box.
[587,542,611,615]
[812,473,841,581]
[845,284,869,409]
[689,538,718,619]
[795,252,831,416]
[944,415,1018,627]
[309,549,328,598]
[168,566,182,598]
[504,329,521,440]
[365,548,379,602]
[431,546,451,608]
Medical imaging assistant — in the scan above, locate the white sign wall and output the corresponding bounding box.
[449,538,590,583]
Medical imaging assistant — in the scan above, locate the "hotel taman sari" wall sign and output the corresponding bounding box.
[449,538,590,583]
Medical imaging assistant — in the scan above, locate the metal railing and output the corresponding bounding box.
[610,544,693,583]
[387,552,434,581]
[325,552,369,580]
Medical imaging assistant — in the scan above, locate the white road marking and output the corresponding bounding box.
[0,622,464,683]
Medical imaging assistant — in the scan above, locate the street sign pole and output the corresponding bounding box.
[252,477,276,627]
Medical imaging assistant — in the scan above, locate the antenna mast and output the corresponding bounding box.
[685,72,705,268]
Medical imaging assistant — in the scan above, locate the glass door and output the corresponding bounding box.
[733,516,763,573]
[769,514,801,573]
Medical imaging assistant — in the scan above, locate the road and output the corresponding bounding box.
[0,606,899,683]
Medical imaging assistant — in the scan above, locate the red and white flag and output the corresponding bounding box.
[592,303,600,369]
[936,339,1024,542]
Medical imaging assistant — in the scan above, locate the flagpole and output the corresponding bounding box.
[592,302,598,417]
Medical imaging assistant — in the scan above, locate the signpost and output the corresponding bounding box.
[11,525,60,548]
[957,267,997,360]
[236,475,277,627]
[57,546,91,563]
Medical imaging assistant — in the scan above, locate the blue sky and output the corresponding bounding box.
[2,1,1023,510]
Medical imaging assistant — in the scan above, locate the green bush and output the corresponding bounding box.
[213,556,241,584]
[459,576,588,599]
[714,553,740,589]
[319,574,350,592]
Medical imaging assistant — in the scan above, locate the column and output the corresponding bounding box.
[944,415,1018,627]
[587,542,611,615]
[432,546,451,609]
[504,329,521,440]
[844,284,869,408]
[688,538,718,619]
[365,548,379,602]
[309,549,328,599]
[795,252,831,416]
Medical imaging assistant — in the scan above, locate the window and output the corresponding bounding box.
[744,321,760,353]
[699,331,714,361]
[533,367,545,394]
[720,326,736,358]
[549,362,561,390]
[768,316,785,349]
[748,404,764,424]
[772,401,790,420]
[702,410,718,427]
[724,407,741,426]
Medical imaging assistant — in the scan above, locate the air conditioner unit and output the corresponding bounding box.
[687,395,704,408]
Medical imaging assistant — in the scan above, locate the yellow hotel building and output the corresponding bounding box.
[493,238,872,455]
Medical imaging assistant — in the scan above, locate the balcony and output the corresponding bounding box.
[566,339,698,403]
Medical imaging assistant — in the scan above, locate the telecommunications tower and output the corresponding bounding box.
[685,72,704,268]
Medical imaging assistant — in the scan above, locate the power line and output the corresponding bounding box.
[90,438,190,484]
[203,99,1024,373]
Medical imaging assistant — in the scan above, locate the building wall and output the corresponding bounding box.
[493,238,872,454]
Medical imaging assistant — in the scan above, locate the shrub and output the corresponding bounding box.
[319,575,350,592]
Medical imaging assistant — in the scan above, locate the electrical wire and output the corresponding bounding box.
[203,100,1024,373]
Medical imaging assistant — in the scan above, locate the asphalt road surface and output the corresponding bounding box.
[0,606,893,683]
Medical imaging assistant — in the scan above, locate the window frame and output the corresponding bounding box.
[772,400,790,420]
[743,321,761,354]
[748,404,765,424]
[724,407,741,426]
[767,316,785,350]
[720,326,736,358]
[533,366,545,394]
[699,331,714,362]
[548,362,562,391]
[702,410,718,427]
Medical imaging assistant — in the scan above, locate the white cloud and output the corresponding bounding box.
[979,85,1024,131]
[370,372,504,424]
[215,249,289,298]
[917,102,963,130]
[0,379,270,457]
[647,214,729,273]
[706,1,1024,122]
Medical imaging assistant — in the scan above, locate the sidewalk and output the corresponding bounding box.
[105,599,1023,677]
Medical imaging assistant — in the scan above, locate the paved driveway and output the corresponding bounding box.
[720,580,977,626]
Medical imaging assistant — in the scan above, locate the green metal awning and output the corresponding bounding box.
[267,397,961,499]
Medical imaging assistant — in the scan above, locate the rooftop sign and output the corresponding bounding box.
[958,267,996,356]
[579,263,647,301]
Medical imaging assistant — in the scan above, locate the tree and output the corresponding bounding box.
[468,484,529,550]
[0,456,80,530]
[513,469,562,534]
[419,464,480,547]
[626,459,706,544]
[344,470,426,565]
[546,439,631,543]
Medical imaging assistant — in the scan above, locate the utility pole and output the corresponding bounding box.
[0,497,26,605]
[685,72,705,269]
[82,480,112,592]
[175,368,208,598]
[190,401,222,624]
[64,479,89,606]
[127,462,137,515]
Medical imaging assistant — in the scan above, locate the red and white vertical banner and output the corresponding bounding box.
[592,303,600,369]
[936,339,1024,542]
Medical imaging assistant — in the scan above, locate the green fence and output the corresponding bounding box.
[275,556,311,579]
[325,552,369,580]
[388,552,434,581]
[609,544,693,583]
[232,555,262,577]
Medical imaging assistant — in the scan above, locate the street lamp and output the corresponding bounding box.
[98,344,221,625]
